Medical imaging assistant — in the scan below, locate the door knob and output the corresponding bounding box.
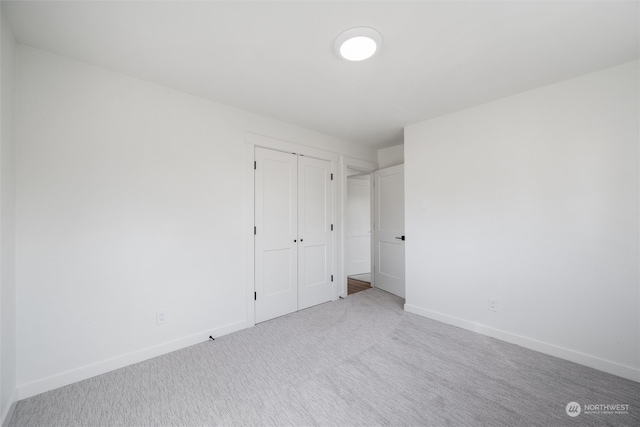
[395,236,405,241]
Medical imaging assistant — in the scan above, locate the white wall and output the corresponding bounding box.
[0,6,17,424]
[15,46,376,398]
[404,61,639,381]
[377,144,404,169]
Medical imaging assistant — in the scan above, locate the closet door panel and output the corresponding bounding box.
[298,156,333,310]
[255,148,298,323]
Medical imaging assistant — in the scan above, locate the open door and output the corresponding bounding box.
[373,164,405,298]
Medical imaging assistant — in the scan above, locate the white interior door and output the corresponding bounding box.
[298,156,333,310]
[255,148,298,323]
[347,176,371,276]
[373,164,405,298]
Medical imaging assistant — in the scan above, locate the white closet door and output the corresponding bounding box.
[255,148,298,323]
[298,156,333,310]
[374,164,405,298]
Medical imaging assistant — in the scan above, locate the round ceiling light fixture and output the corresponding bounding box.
[335,27,382,61]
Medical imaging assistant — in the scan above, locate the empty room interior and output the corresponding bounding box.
[0,1,639,426]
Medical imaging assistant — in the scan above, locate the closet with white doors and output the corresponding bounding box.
[254,147,334,323]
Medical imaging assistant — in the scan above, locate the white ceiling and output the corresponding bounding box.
[4,1,639,149]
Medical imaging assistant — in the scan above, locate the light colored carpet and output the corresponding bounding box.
[8,288,640,426]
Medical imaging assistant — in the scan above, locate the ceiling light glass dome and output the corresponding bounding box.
[335,27,382,61]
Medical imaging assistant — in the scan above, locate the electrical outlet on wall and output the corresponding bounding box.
[157,309,167,325]
[488,297,499,312]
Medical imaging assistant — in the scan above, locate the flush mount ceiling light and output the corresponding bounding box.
[335,27,382,61]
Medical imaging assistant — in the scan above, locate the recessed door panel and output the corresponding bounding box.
[302,244,327,288]
[379,173,403,232]
[378,241,403,280]
[263,248,295,296]
[300,163,329,234]
[263,159,296,235]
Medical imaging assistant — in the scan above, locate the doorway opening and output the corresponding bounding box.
[345,169,372,295]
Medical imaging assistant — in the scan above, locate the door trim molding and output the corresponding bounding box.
[245,143,256,327]
[339,157,378,297]
[245,132,340,327]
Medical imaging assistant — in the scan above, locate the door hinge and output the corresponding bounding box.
[254,292,257,300]
[254,161,256,170]
[331,275,334,282]
[254,226,256,235]
[331,173,333,181]
[331,224,333,231]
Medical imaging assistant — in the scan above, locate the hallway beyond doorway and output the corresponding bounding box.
[347,273,371,295]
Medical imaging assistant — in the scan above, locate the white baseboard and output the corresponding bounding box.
[17,320,247,401]
[1,389,18,427]
[404,304,640,383]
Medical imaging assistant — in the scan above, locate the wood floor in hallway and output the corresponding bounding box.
[347,277,371,295]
